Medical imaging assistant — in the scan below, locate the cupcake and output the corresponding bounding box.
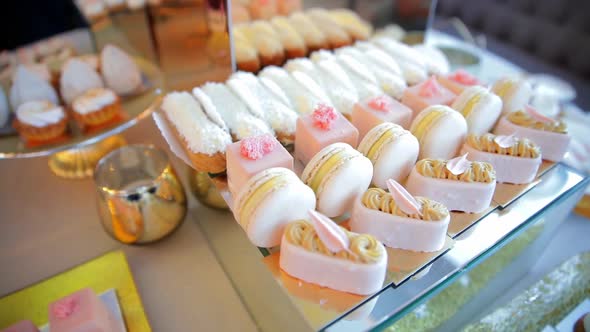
[71,87,123,130]
[13,100,68,144]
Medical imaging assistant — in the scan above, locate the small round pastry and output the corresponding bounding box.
[301,143,373,217]
[101,44,142,95]
[461,133,541,184]
[13,100,68,143]
[71,87,123,129]
[270,16,307,59]
[406,155,496,213]
[493,106,570,162]
[234,167,316,247]
[410,105,468,160]
[451,86,503,135]
[280,211,387,295]
[491,77,532,115]
[328,9,373,41]
[232,28,261,73]
[357,123,419,188]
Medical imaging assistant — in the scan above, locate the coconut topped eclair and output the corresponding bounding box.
[462,134,541,184]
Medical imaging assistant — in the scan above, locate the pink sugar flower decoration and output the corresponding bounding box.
[446,153,471,175]
[524,104,555,124]
[312,103,338,130]
[53,297,77,319]
[386,179,422,216]
[368,95,392,112]
[449,69,479,85]
[494,134,518,148]
[309,209,349,253]
[240,134,278,160]
[419,76,442,97]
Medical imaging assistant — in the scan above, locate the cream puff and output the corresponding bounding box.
[410,105,467,160]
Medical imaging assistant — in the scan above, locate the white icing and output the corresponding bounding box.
[100,44,141,95]
[413,44,450,75]
[60,59,104,105]
[371,37,428,84]
[227,72,297,135]
[22,64,51,82]
[191,87,227,131]
[161,92,231,155]
[16,100,64,127]
[333,54,382,100]
[76,54,99,71]
[10,65,59,110]
[314,60,359,115]
[72,88,117,114]
[196,83,273,140]
[309,50,335,62]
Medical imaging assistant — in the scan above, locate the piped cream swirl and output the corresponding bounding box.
[416,158,496,183]
[466,134,540,159]
[507,110,567,134]
[361,188,449,221]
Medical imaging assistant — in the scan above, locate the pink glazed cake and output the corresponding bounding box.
[406,155,496,214]
[1,320,38,332]
[351,95,413,139]
[280,210,387,295]
[295,104,359,165]
[401,76,456,118]
[437,69,482,95]
[48,288,124,332]
[226,134,294,196]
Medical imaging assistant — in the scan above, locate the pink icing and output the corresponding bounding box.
[448,69,479,85]
[524,105,555,124]
[367,96,392,112]
[240,134,278,160]
[53,297,77,319]
[446,153,471,175]
[312,104,338,130]
[309,209,350,253]
[494,134,518,148]
[386,179,422,216]
[418,77,442,98]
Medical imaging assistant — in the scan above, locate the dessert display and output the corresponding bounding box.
[232,28,261,73]
[226,134,293,196]
[233,167,316,247]
[295,104,359,165]
[269,16,308,59]
[412,44,450,76]
[350,179,450,252]
[0,320,38,332]
[301,143,372,217]
[438,69,481,94]
[10,65,59,110]
[279,210,387,295]
[352,95,412,139]
[410,105,467,160]
[258,66,332,115]
[227,71,297,145]
[327,9,373,41]
[461,134,541,184]
[13,100,68,144]
[357,123,419,188]
[287,12,329,53]
[236,21,286,67]
[491,77,532,115]
[401,76,456,117]
[161,91,231,173]
[195,83,273,140]
[336,46,407,99]
[306,9,353,49]
[494,106,570,162]
[370,37,428,85]
[60,58,104,105]
[48,288,124,332]
[100,44,143,96]
[71,88,123,131]
[405,155,497,213]
[451,86,503,135]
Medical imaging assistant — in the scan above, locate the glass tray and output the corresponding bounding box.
[195,163,588,331]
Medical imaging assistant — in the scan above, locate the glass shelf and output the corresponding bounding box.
[195,163,588,332]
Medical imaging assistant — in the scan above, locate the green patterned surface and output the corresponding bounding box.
[385,222,544,332]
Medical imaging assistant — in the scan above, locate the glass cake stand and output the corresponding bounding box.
[0,58,164,179]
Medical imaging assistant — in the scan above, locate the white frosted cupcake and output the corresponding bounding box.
[13,100,68,143]
[72,87,122,130]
